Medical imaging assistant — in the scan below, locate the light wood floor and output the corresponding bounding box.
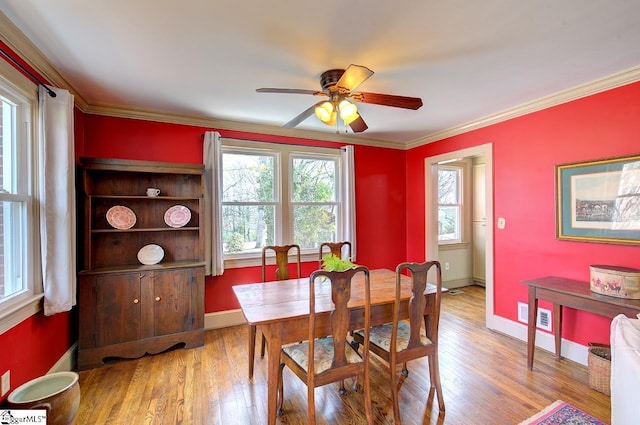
[74,286,611,424]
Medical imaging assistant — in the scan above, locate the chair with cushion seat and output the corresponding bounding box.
[353,260,445,422]
[318,241,354,392]
[248,244,301,380]
[318,241,352,268]
[276,266,373,425]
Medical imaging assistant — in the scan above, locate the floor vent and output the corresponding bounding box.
[517,302,552,331]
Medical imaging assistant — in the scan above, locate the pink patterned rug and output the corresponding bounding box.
[518,400,608,425]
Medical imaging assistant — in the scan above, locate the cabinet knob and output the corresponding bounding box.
[155,296,161,302]
[133,298,139,304]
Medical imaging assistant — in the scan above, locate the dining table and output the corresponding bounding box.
[232,267,443,425]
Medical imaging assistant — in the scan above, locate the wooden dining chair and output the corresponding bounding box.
[318,241,352,268]
[276,266,373,425]
[248,244,301,380]
[353,260,445,422]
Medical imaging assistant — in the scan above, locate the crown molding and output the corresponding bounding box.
[405,66,640,150]
[0,11,89,110]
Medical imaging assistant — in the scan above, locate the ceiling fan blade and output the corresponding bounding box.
[350,91,423,110]
[257,88,325,96]
[283,103,318,128]
[348,114,368,133]
[336,64,374,93]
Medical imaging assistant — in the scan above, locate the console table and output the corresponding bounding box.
[523,276,640,370]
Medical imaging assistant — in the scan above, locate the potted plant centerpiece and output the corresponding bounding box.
[321,253,356,271]
[315,254,367,300]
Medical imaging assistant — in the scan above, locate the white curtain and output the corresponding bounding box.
[38,86,76,316]
[203,131,224,276]
[341,145,357,260]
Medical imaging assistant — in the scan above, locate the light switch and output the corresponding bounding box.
[497,217,506,229]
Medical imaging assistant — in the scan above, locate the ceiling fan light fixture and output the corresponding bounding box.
[338,99,358,122]
[314,101,334,122]
[324,110,337,126]
[343,112,360,125]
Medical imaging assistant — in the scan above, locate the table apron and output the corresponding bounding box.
[535,287,640,318]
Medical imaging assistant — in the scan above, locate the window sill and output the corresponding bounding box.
[224,252,320,269]
[438,242,470,251]
[0,294,44,335]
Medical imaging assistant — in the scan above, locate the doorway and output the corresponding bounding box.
[425,143,495,329]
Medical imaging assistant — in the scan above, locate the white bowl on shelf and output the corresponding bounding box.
[137,244,164,265]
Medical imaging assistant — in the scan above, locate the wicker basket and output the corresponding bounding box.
[588,342,611,395]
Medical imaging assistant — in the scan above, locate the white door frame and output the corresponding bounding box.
[425,143,496,329]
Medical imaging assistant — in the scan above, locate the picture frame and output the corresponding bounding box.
[556,153,640,245]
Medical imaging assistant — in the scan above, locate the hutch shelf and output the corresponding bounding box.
[77,157,205,370]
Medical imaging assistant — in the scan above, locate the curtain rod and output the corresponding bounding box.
[0,47,56,97]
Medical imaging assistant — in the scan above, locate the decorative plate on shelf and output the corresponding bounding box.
[164,205,191,228]
[137,244,165,265]
[106,205,136,229]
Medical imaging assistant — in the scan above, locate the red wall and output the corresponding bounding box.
[406,81,640,345]
[82,115,408,312]
[0,313,75,403]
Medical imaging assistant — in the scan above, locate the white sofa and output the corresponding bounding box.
[610,314,640,425]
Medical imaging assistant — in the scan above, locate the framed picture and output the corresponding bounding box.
[556,153,640,245]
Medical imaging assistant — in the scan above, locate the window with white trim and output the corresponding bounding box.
[0,60,40,327]
[221,140,344,262]
[438,164,463,244]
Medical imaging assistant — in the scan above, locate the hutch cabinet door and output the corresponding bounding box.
[94,273,143,347]
[150,268,197,336]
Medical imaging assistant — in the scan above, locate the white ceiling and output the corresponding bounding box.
[2,0,640,147]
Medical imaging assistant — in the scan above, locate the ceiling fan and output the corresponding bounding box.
[256,64,423,133]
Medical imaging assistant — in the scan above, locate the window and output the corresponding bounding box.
[438,165,463,243]
[222,149,276,254]
[221,140,345,262]
[0,60,40,328]
[291,156,338,248]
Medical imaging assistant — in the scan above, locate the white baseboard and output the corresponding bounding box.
[443,278,474,289]
[49,342,77,373]
[204,309,246,329]
[490,314,588,366]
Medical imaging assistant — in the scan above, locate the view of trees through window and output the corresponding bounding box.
[222,152,275,253]
[438,166,462,242]
[292,157,337,248]
[222,150,339,254]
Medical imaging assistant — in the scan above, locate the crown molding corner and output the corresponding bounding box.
[405,66,640,150]
[0,11,89,110]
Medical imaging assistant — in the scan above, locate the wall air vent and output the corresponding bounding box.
[517,302,552,331]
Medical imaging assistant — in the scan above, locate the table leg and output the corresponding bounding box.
[527,287,538,370]
[249,324,256,380]
[266,325,283,425]
[554,303,562,358]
